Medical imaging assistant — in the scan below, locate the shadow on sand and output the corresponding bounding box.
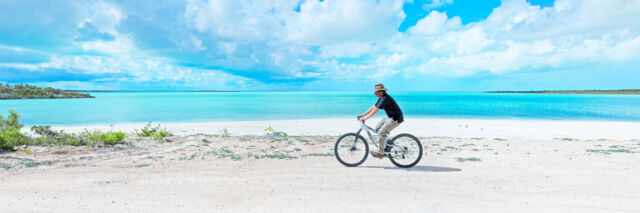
[362,165,461,172]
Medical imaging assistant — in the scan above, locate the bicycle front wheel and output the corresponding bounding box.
[334,133,369,167]
[388,133,423,168]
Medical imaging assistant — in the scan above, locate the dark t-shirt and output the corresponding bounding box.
[375,94,404,123]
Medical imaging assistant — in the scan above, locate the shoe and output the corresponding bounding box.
[384,141,395,152]
[370,151,384,159]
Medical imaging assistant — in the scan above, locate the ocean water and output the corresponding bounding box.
[1,92,640,126]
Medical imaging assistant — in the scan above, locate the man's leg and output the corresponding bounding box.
[374,118,400,158]
[375,117,387,132]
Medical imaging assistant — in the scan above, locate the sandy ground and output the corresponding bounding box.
[51,118,640,139]
[2,119,640,212]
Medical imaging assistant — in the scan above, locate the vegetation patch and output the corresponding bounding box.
[206,148,243,161]
[554,138,578,141]
[587,148,634,154]
[265,126,288,138]
[456,157,481,162]
[302,152,334,157]
[136,122,170,139]
[0,110,31,150]
[256,152,298,159]
[0,83,93,99]
[31,125,128,147]
[0,162,11,169]
[440,146,458,152]
[19,160,54,168]
[1,111,132,151]
[137,163,151,168]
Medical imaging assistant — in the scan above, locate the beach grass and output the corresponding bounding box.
[456,157,481,162]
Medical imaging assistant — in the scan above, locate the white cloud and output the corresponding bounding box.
[408,11,461,36]
[5,0,640,90]
[423,0,454,11]
[81,1,126,35]
[398,0,640,76]
[80,34,136,54]
[285,0,405,45]
[184,0,297,40]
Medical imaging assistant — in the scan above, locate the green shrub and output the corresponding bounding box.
[0,111,129,149]
[153,130,168,139]
[31,126,127,147]
[1,128,31,147]
[136,122,169,139]
[0,111,32,150]
[31,125,59,137]
[0,131,14,151]
[137,122,160,137]
[0,110,24,131]
[101,131,126,145]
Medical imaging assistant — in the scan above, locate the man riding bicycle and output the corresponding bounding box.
[359,83,404,159]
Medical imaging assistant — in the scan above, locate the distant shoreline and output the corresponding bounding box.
[1,84,94,100]
[72,90,240,93]
[486,89,640,95]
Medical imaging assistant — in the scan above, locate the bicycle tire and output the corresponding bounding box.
[334,133,369,167]
[388,133,423,168]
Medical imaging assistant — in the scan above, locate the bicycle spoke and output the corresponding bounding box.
[335,134,368,167]
[388,134,422,168]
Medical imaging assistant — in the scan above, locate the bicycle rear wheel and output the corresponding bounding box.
[334,133,369,167]
[387,133,423,168]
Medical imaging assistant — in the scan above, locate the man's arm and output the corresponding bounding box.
[360,106,380,121]
[360,106,374,117]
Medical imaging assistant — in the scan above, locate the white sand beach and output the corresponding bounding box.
[53,118,640,139]
[2,118,640,212]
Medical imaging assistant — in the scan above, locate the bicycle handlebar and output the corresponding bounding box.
[357,115,364,123]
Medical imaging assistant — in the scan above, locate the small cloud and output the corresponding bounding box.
[75,22,115,42]
[423,0,454,11]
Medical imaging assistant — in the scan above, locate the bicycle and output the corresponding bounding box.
[334,116,423,168]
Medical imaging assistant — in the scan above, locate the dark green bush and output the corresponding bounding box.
[2,128,31,147]
[0,111,32,150]
[31,125,59,137]
[0,110,24,132]
[0,111,129,150]
[0,131,14,150]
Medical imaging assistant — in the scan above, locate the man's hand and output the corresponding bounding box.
[359,116,367,121]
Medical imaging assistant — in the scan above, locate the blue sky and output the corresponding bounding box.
[0,0,639,91]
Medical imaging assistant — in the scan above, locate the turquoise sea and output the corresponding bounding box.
[1,92,640,126]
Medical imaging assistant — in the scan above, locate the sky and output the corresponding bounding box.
[0,0,639,91]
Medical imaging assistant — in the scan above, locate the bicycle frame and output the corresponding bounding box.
[354,121,403,153]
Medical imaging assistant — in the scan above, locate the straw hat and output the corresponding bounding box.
[373,83,388,92]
